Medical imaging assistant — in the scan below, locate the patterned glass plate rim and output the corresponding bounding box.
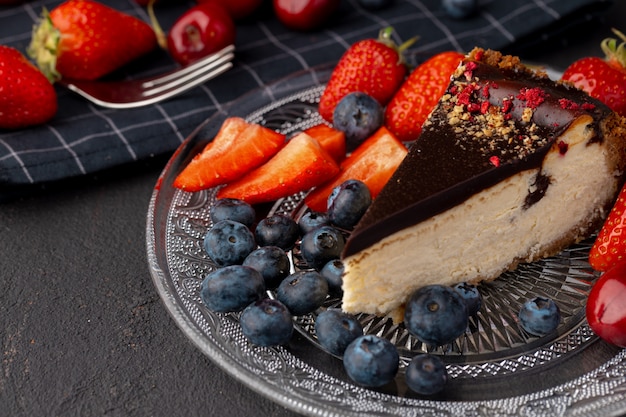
[146,64,626,416]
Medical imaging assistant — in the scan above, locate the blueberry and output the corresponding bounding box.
[405,354,448,395]
[204,220,256,266]
[453,282,482,316]
[200,265,266,313]
[276,271,328,316]
[442,0,478,19]
[518,297,561,336]
[240,298,294,346]
[300,226,345,270]
[315,309,363,356]
[298,211,330,235]
[404,285,469,346]
[320,259,344,296]
[211,198,256,228]
[255,214,300,250]
[333,92,384,152]
[343,335,399,387]
[327,179,372,230]
[357,0,393,10]
[243,246,291,289]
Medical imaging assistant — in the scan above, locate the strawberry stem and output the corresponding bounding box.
[27,8,61,83]
[398,36,419,54]
[600,28,626,71]
[378,27,395,44]
[147,0,168,50]
[377,27,418,65]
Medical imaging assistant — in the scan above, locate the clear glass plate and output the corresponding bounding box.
[146,64,626,416]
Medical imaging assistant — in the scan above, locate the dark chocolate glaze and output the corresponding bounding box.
[343,56,611,258]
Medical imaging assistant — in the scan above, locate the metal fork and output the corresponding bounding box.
[59,45,235,109]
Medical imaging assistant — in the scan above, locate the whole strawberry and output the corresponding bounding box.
[561,28,626,117]
[28,0,157,81]
[318,27,414,123]
[385,51,464,142]
[0,46,57,130]
[589,183,626,272]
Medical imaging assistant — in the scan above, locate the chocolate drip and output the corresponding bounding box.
[524,172,551,209]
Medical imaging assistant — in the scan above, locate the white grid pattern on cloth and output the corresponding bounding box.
[0,0,612,189]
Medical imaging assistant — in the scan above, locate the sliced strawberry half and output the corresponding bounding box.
[217,132,340,205]
[303,123,346,163]
[173,117,285,192]
[305,126,407,212]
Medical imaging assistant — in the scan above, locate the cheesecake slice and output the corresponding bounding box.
[340,48,626,323]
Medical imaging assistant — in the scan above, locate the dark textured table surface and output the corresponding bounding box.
[2,1,626,416]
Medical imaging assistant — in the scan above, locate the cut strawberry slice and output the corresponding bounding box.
[173,117,285,192]
[217,132,340,205]
[305,126,407,212]
[304,123,346,163]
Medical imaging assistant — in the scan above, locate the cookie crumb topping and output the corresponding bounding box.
[431,52,561,165]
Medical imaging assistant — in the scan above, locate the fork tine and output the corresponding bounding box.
[141,60,234,100]
[141,49,235,95]
[143,44,236,88]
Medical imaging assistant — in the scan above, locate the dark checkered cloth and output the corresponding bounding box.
[0,0,613,191]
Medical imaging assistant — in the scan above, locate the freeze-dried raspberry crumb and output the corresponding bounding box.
[517,87,546,109]
[502,97,513,113]
[559,98,579,110]
[464,61,478,79]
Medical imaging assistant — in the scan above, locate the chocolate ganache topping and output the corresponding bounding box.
[343,48,612,258]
